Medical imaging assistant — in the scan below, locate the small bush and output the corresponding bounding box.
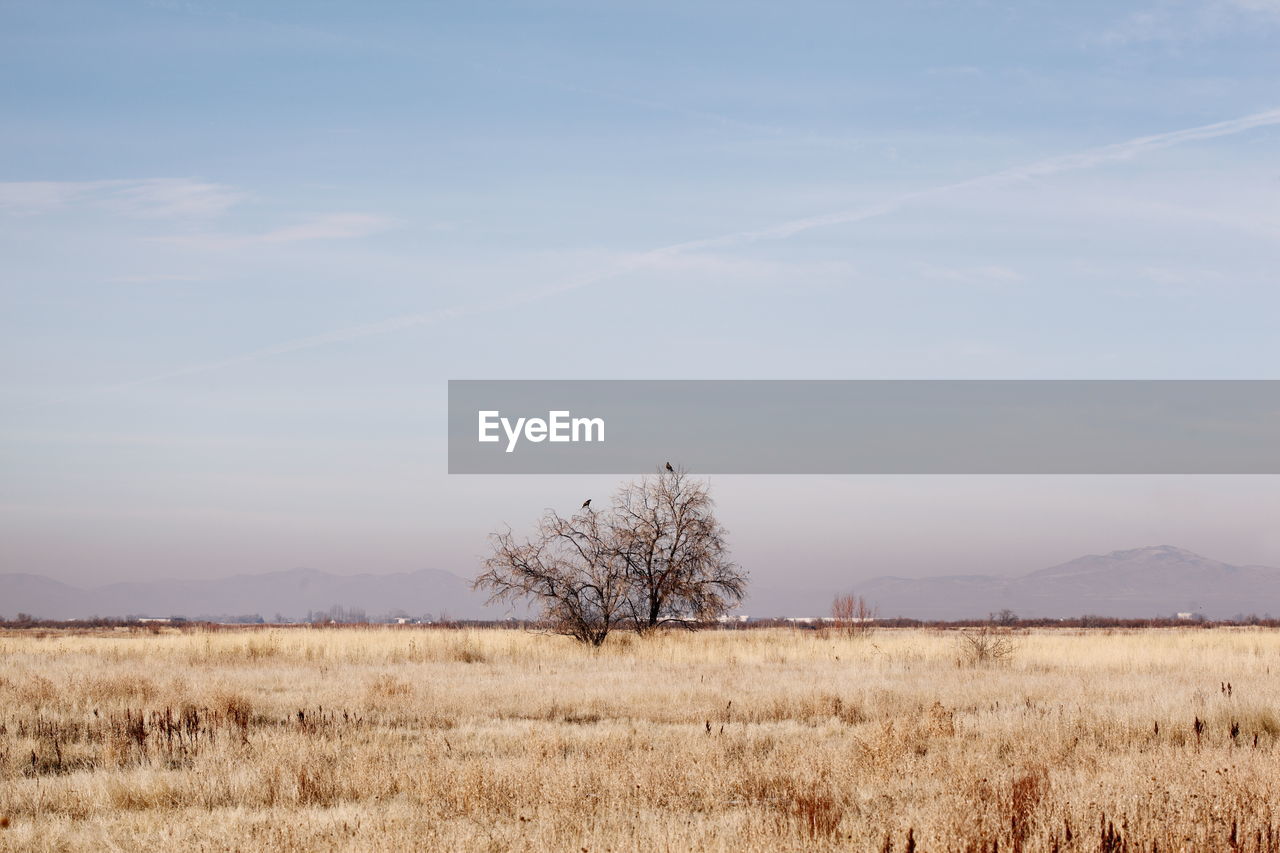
[956,626,1016,666]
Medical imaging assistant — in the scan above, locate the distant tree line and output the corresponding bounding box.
[4,613,1278,631]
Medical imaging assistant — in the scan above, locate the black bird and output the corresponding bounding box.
[581,499,591,509]
[665,461,674,473]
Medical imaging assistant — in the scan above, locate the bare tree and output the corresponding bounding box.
[475,507,628,646]
[476,466,746,643]
[991,608,1019,627]
[612,466,745,632]
[830,593,876,636]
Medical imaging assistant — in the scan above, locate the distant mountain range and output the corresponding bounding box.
[3,546,1276,622]
[0,568,504,621]
[855,546,1280,620]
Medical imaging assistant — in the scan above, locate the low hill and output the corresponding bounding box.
[858,546,1280,620]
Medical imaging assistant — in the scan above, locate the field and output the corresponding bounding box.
[2,626,1279,851]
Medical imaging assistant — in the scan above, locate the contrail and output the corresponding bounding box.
[34,106,1280,405]
[659,106,1280,253]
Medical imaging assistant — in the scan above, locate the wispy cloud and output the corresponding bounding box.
[154,213,395,250]
[1138,265,1228,286]
[1232,0,1280,15]
[594,251,859,284]
[107,273,208,284]
[561,83,870,152]
[33,106,1280,404]
[0,178,246,218]
[1098,0,1280,46]
[0,178,393,248]
[1047,187,1280,244]
[108,179,247,218]
[258,213,391,243]
[0,181,95,214]
[916,264,1024,287]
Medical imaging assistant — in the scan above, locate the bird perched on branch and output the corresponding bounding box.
[665,461,674,473]
[581,499,591,509]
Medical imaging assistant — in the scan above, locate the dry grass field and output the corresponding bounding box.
[2,625,1279,852]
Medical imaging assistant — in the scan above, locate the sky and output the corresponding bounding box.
[2,0,1280,599]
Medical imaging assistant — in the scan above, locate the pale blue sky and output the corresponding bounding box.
[3,0,1280,594]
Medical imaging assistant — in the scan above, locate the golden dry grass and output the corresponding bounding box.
[1,625,1279,851]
